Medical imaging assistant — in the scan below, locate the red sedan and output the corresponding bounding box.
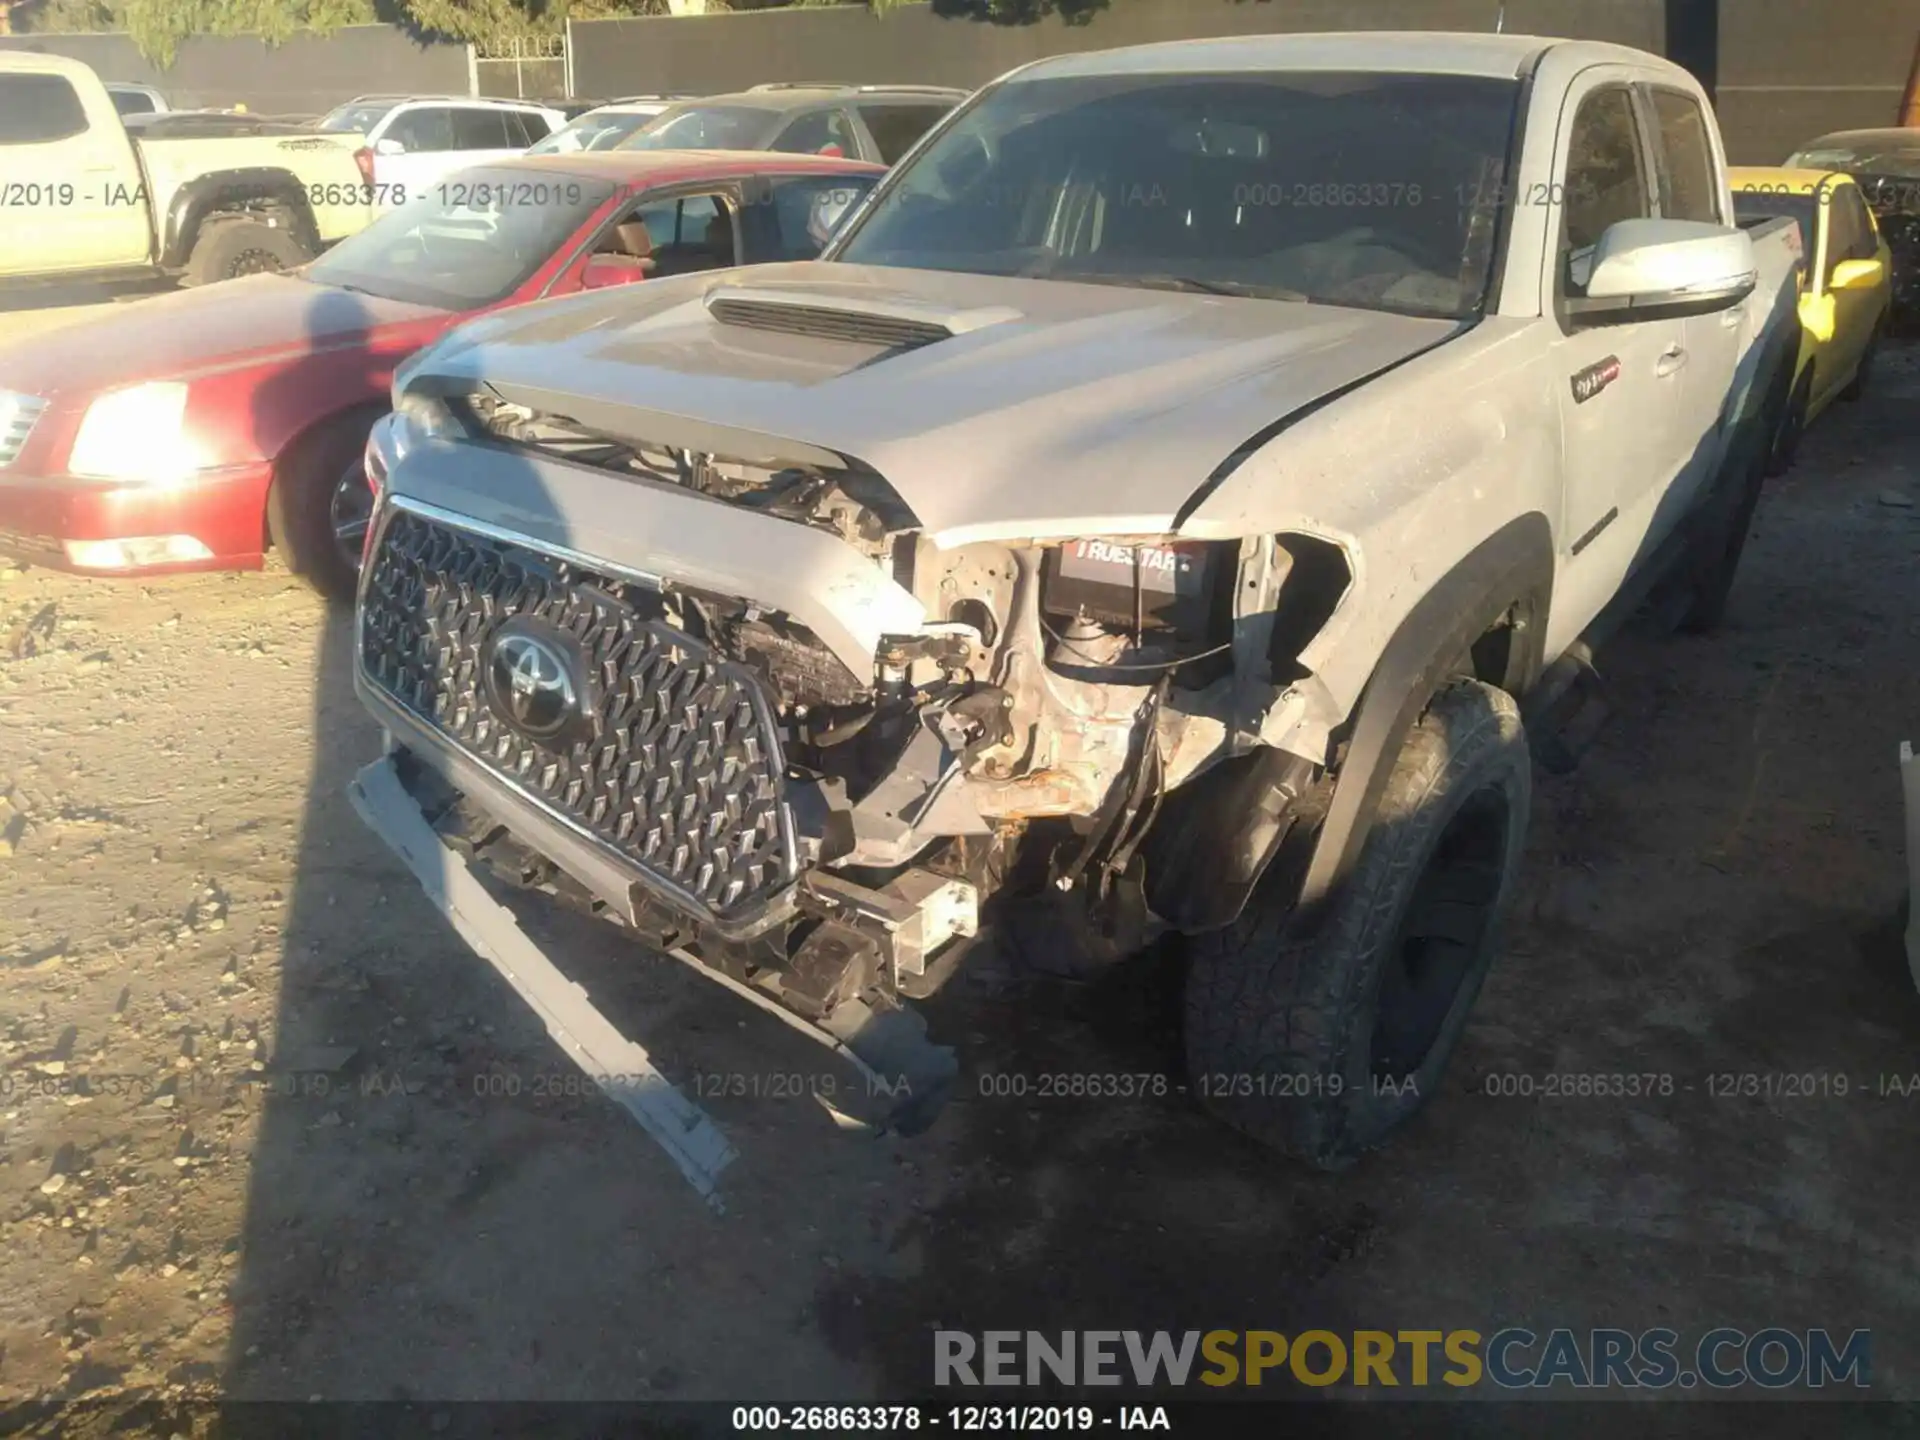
[0,150,882,599]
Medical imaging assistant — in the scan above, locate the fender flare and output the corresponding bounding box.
[1285,512,1555,937]
[1148,512,1554,936]
[162,168,319,269]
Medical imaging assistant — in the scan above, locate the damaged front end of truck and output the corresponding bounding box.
[345,281,1407,1145]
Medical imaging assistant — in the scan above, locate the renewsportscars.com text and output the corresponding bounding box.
[934,1328,1870,1390]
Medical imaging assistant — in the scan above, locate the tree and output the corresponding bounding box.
[929,0,1109,20]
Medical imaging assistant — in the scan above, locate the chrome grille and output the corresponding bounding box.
[359,506,798,925]
[0,392,46,468]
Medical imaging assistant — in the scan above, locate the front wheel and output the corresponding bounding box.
[266,410,382,603]
[1184,680,1530,1168]
[184,216,311,287]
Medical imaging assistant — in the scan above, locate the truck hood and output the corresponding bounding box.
[413,262,1463,545]
[0,274,447,402]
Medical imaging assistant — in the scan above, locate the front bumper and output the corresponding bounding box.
[0,461,274,575]
[348,734,962,1164]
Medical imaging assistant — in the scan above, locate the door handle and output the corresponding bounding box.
[1656,344,1687,377]
[1719,306,1745,328]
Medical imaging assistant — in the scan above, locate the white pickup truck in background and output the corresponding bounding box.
[352,32,1803,1189]
[0,51,373,287]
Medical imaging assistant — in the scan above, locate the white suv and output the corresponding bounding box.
[318,95,566,208]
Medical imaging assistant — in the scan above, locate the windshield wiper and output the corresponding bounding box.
[1065,272,1309,302]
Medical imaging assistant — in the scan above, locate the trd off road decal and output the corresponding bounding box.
[1570,355,1623,404]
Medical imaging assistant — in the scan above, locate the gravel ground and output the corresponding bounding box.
[1,335,1918,1427]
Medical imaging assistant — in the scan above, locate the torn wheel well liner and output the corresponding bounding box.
[1285,511,1553,938]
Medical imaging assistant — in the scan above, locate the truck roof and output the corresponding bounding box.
[1011,30,1667,82]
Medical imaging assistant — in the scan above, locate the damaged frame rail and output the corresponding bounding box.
[348,753,958,1210]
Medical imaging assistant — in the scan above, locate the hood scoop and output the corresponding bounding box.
[703,285,1021,353]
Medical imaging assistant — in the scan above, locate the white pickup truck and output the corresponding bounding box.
[0,52,373,287]
[349,32,1802,1187]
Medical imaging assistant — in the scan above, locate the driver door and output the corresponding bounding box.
[1547,76,1687,614]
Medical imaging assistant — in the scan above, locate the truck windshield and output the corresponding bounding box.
[833,70,1520,320]
[304,170,615,310]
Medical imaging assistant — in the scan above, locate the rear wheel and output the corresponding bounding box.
[1184,680,1530,1168]
[266,411,382,603]
[184,216,310,287]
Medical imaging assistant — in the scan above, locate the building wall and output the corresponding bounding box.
[570,0,1661,98]
[0,25,470,118]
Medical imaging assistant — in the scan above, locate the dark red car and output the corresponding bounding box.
[0,150,883,599]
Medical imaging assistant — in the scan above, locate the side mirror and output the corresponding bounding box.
[374,137,405,157]
[581,253,651,290]
[1570,218,1757,327]
[1798,290,1836,344]
[1830,257,1884,291]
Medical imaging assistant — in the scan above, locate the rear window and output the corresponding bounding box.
[0,73,88,145]
[1732,186,1817,256]
[856,103,953,164]
[623,104,774,151]
[319,101,394,135]
[109,89,158,118]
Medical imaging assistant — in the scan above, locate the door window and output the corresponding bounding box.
[1562,87,1651,278]
[772,108,856,157]
[451,108,514,150]
[1647,88,1720,223]
[109,89,158,118]
[1837,186,1879,262]
[384,106,455,153]
[0,74,88,144]
[741,174,880,261]
[854,103,952,164]
[625,192,736,276]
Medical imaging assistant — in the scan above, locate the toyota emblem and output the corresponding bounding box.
[483,623,586,744]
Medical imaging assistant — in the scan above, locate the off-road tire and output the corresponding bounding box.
[266,410,381,603]
[184,216,310,287]
[1184,680,1530,1169]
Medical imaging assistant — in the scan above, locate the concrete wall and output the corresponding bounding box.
[1714,0,1920,162]
[4,1,1912,157]
[567,0,1917,164]
[570,0,1661,97]
[0,25,470,117]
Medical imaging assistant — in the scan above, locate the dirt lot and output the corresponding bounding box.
[2,334,1919,1425]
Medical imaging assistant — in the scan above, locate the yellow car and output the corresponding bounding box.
[1730,166,1892,465]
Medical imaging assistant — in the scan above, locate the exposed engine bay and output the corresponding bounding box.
[361,395,1352,1056]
